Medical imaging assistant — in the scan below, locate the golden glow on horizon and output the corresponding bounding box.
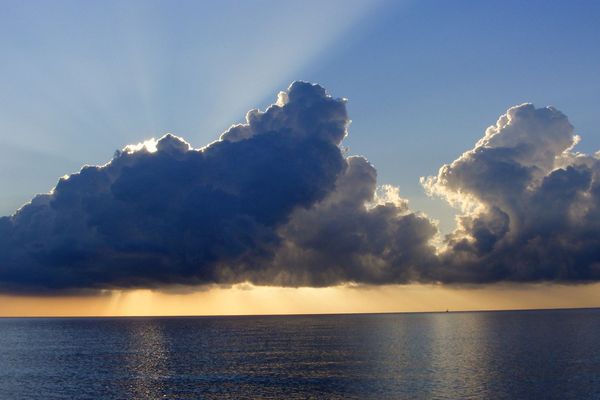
[2,283,600,317]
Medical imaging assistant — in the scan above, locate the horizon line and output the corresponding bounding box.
[2,305,599,319]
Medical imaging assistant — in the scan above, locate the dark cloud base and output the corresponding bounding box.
[1,82,600,293]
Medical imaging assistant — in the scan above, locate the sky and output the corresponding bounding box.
[1,0,600,315]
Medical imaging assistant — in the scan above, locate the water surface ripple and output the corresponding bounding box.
[1,309,599,399]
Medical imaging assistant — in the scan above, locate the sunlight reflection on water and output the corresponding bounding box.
[1,310,600,399]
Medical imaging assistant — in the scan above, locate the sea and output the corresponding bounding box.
[1,309,599,399]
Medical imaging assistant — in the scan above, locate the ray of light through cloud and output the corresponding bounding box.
[1,0,600,305]
[0,0,393,215]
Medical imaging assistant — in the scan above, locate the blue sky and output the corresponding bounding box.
[1,0,599,232]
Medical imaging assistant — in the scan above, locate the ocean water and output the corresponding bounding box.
[1,309,600,399]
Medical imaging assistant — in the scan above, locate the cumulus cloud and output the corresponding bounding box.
[2,83,600,293]
[0,82,350,293]
[0,81,439,293]
[423,104,600,283]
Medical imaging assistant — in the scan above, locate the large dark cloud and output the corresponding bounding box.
[0,82,438,293]
[0,82,351,292]
[2,84,600,293]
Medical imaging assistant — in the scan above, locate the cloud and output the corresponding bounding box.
[2,84,600,293]
[255,156,438,287]
[423,104,600,283]
[0,82,350,293]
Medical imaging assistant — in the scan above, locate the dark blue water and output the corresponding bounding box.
[1,309,600,399]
